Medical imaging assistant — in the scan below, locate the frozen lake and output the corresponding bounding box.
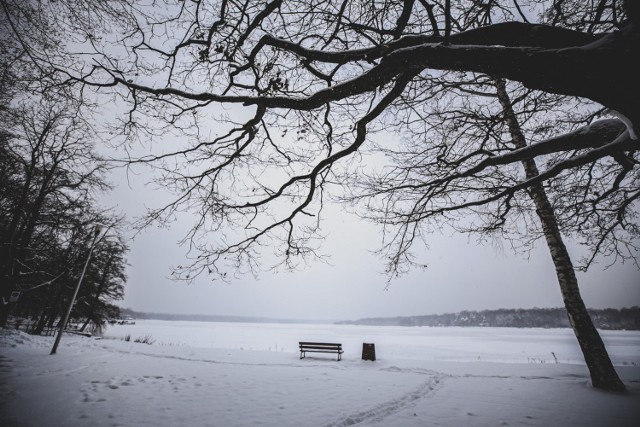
[103,320,640,366]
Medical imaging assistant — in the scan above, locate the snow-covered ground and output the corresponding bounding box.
[2,320,639,426]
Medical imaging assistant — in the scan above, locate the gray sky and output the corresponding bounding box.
[101,168,640,321]
[83,1,638,322]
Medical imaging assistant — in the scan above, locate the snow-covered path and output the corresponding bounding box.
[2,324,639,426]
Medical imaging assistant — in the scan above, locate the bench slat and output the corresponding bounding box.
[300,344,341,347]
[299,341,342,347]
[300,348,343,352]
[300,345,342,350]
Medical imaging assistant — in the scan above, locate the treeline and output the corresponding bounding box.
[118,309,316,324]
[337,307,640,330]
[0,3,128,334]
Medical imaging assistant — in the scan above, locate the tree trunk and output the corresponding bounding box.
[495,79,626,392]
[80,317,91,333]
[32,309,49,335]
[31,281,59,335]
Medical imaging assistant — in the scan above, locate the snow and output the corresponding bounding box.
[2,321,639,426]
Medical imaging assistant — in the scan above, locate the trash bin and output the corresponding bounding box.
[362,343,376,361]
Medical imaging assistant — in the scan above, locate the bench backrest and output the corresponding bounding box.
[299,342,342,349]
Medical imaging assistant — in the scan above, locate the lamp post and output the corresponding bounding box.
[50,225,104,355]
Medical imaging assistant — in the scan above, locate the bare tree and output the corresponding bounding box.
[75,234,127,334]
[345,71,633,390]
[21,214,127,337]
[495,80,628,392]
[0,0,132,329]
[0,94,128,332]
[26,0,639,391]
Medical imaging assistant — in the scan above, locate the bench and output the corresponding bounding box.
[299,342,343,361]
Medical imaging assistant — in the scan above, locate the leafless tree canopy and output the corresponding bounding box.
[0,0,130,328]
[34,0,638,280]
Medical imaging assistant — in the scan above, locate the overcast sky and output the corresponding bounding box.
[100,166,640,322]
[72,1,638,322]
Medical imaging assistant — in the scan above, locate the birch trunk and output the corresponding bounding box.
[495,79,626,392]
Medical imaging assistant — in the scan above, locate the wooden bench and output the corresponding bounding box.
[299,342,343,361]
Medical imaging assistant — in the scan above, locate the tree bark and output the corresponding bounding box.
[495,79,627,392]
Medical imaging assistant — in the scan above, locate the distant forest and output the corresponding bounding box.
[336,307,640,330]
[118,309,316,325]
[119,307,640,330]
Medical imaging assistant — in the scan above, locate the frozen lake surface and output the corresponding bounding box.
[104,320,640,365]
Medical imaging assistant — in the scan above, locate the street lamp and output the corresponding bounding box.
[50,224,105,355]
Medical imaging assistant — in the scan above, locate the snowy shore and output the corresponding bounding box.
[2,321,639,426]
